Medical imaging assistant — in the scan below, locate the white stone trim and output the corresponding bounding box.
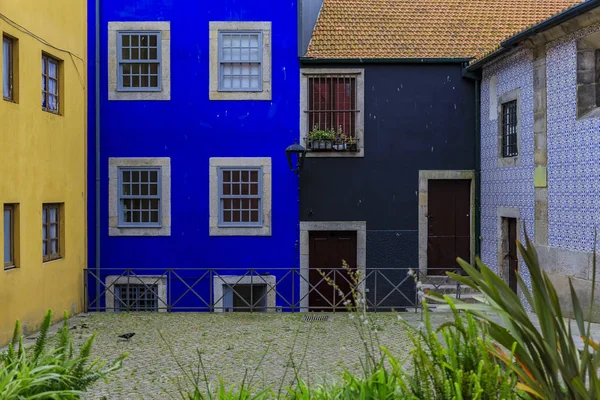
[209,157,272,236]
[108,157,171,236]
[299,221,367,311]
[105,275,167,312]
[108,21,171,101]
[209,22,272,101]
[212,274,277,312]
[418,170,475,277]
[300,68,365,157]
[497,88,521,167]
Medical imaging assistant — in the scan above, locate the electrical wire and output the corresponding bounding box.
[0,12,85,89]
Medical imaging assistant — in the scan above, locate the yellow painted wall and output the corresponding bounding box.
[0,1,86,345]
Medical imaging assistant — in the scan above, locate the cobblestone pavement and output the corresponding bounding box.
[70,312,420,400]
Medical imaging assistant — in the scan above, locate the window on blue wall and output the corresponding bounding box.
[118,167,162,227]
[218,32,262,91]
[218,168,262,226]
[117,31,161,91]
[501,100,518,158]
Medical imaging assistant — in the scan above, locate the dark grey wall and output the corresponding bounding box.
[300,62,476,279]
[298,0,324,56]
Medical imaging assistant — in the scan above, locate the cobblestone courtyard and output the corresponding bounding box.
[73,312,427,399]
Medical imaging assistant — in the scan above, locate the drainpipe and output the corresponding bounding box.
[95,0,101,302]
[474,79,481,258]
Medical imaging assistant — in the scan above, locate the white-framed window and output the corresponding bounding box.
[109,158,171,236]
[209,158,271,236]
[118,167,162,227]
[108,22,170,100]
[300,69,365,157]
[209,22,271,101]
[116,31,162,92]
[218,167,263,227]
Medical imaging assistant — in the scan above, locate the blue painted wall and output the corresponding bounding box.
[88,0,300,309]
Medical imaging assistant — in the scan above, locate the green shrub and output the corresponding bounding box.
[398,301,520,400]
[439,232,600,399]
[0,310,127,399]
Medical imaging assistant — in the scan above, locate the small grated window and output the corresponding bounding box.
[117,31,161,91]
[501,100,518,158]
[218,31,262,91]
[118,167,161,227]
[218,168,262,226]
[114,284,158,312]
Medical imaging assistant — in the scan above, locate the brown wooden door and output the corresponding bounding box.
[507,218,518,293]
[309,231,357,311]
[427,180,471,275]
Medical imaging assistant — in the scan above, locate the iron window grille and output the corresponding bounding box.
[501,100,518,158]
[42,54,59,113]
[4,205,14,269]
[218,31,262,92]
[117,31,162,91]
[3,36,14,101]
[223,284,267,312]
[306,74,358,136]
[114,284,158,312]
[218,167,262,227]
[42,203,61,262]
[118,167,162,227]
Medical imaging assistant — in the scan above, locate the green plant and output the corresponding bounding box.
[399,301,521,399]
[0,310,127,399]
[436,232,600,399]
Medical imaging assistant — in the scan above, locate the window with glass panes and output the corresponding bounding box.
[42,55,59,112]
[501,100,518,157]
[42,204,61,261]
[218,31,262,91]
[3,36,14,101]
[218,168,262,226]
[118,167,161,226]
[4,205,14,268]
[117,31,161,91]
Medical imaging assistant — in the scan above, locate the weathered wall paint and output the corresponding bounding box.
[0,1,87,344]
[299,62,476,306]
[87,1,299,308]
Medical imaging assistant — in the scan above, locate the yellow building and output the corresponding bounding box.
[0,1,86,345]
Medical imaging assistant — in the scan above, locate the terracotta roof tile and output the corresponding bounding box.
[305,0,585,59]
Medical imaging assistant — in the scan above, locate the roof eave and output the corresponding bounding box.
[300,57,473,64]
[468,0,600,72]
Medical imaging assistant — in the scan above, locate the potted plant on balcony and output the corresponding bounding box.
[333,126,347,151]
[307,125,335,151]
[348,135,358,152]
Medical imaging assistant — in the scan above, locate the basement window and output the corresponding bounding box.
[114,283,158,312]
[223,284,267,312]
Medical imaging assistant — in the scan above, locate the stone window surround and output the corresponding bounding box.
[108,21,171,101]
[496,207,523,296]
[299,221,367,311]
[105,275,167,312]
[209,22,272,101]
[300,68,365,158]
[418,170,475,277]
[497,88,521,167]
[212,274,277,312]
[209,157,272,236]
[576,31,600,119]
[109,157,171,236]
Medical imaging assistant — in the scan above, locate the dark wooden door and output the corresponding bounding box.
[507,218,518,293]
[309,231,357,311]
[427,180,471,275]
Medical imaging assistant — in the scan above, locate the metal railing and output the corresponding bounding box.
[83,267,463,313]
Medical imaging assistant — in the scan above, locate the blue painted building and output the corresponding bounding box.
[87,0,300,311]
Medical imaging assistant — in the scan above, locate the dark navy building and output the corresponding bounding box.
[87,0,300,311]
